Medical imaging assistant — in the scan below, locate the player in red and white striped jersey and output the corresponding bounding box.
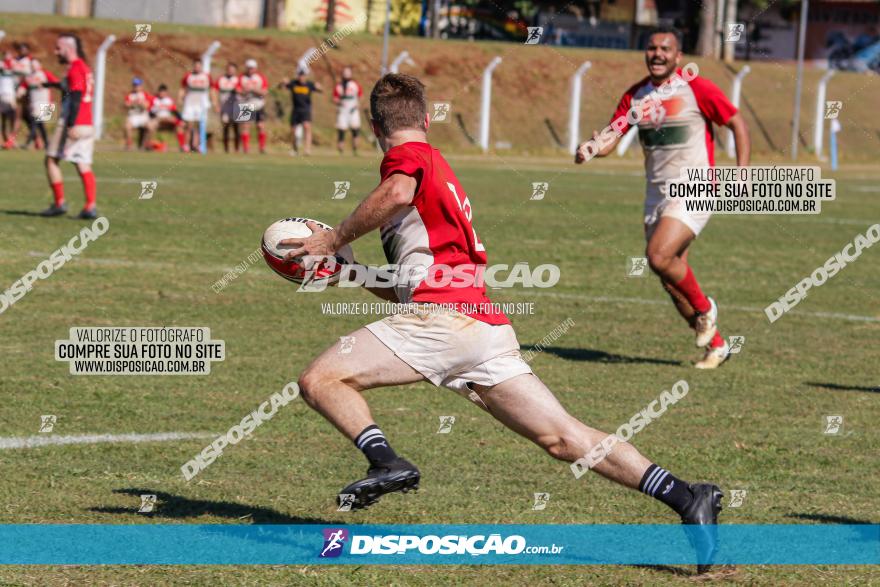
[42,34,99,219]
[236,59,268,154]
[576,27,751,369]
[277,75,724,556]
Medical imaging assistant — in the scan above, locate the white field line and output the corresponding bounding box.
[506,291,880,323]
[19,252,255,275]
[0,431,216,450]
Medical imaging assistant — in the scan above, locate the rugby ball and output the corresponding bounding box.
[261,217,353,285]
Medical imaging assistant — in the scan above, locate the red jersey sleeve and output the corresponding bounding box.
[181,73,190,88]
[67,61,86,92]
[45,70,59,84]
[332,84,341,101]
[259,73,268,90]
[690,75,737,126]
[608,77,648,133]
[380,145,425,198]
[357,82,363,98]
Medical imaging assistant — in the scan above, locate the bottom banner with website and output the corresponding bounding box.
[0,524,876,565]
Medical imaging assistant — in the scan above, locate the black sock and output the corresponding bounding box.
[639,464,693,514]
[354,424,398,467]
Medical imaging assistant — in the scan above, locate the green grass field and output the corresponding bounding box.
[0,147,878,585]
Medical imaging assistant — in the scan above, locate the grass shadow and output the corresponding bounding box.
[805,382,880,394]
[785,513,876,525]
[524,345,681,366]
[90,488,342,525]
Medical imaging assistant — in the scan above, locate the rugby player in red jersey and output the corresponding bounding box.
[277,73,723,573]
[41,34,99,219]
[576,27,751,369]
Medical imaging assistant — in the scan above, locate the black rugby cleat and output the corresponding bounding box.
[337,457,420,510]
[679,483,724,574]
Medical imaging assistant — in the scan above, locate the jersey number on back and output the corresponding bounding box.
[446,182,485,252]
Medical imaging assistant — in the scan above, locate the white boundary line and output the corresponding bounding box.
[0,431,216,450]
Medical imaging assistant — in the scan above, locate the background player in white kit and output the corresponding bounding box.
[576,27,750,369]
[19,58,57,150]
[276,73,724,575]
[146,84,185,151]
[333,65,362,155]
[123,77,151,151]
[179,60,211,153]
[0,51,19,148]
[237,58,268,154]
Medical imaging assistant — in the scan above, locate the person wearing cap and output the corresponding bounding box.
[236,58,268,154]
[282,68,321,156]
[124,77,152,150]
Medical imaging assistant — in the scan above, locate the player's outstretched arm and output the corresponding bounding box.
[279,173,416,261]
[575,130,620,163]
[727,112,751,167]
[334,174,417,248]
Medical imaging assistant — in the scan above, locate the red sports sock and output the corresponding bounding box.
[258,130,266,152]
[80,171,96,210]
[51,181,65,207]
[241,132,250,153]
[176,129,186,149]
[675,266,711,314]
[709,332,725,349]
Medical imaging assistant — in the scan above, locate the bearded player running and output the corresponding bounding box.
[280,73,723,573]
[577,27,750,369]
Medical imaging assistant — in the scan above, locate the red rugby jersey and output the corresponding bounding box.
[65,59,93,126]
[378,141,508,325]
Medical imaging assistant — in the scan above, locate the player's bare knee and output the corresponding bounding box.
[297,368,328,407]
[647,249,672,274]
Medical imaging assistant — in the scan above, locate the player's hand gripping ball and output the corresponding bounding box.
[261,218,354,285]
